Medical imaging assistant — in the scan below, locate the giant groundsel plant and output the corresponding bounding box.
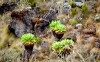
[51,39,74,54]
[21,33,36,44]
[50,21,66,33]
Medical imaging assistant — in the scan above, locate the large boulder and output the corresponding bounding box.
[8,10,35,37]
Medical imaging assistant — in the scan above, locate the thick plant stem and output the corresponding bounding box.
[22,45,33,62]
[52,31,64,41]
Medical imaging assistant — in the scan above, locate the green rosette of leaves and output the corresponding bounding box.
[51,39,74,54]
[50,21,60,30]
[52,42,65,54]
[50,21,66,33]
[55,24,66,33]
[61,39,74,46]
[21,33,36,45]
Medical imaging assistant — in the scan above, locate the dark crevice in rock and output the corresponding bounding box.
[0,2,17,15]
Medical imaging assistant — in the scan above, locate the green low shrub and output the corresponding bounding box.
[71,8,77,17]
[40,8,46,14]
[94,3,98,8]
[70,19,78,26]
[35,37,42,44]
[69,1,76,8]
[27,0,36,8]
[82,4,90,13]
[27,0,32,3]
[30,2,36,8]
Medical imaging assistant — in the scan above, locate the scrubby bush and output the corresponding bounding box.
[30,2,36,8]
[82,4,90,13]
[81,13,85,18]
[51,39,74,54]
[70,19,78,26]
[27,0,33,3]
[69,1,76,8]
[94,3,98,8]
[71,8,77,16]
[40,8,46,14]
[50,21,66,33]
[35,37,42,44]
[27,0,36,8]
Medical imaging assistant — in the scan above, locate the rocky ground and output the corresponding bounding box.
[0,0,100,62]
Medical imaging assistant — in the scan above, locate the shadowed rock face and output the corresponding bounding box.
[34,9,57,36]
[8,8,57,37]
[42,10,57,23]
[0,2,17,15]
[8,10,35,37]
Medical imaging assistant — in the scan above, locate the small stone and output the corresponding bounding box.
[75,2,84,7]
[75,23,82,29]
[95,14,100,22]
[25,6,32,10]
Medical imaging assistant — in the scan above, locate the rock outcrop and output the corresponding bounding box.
[8,8,57,37]
[8,10,35,37]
